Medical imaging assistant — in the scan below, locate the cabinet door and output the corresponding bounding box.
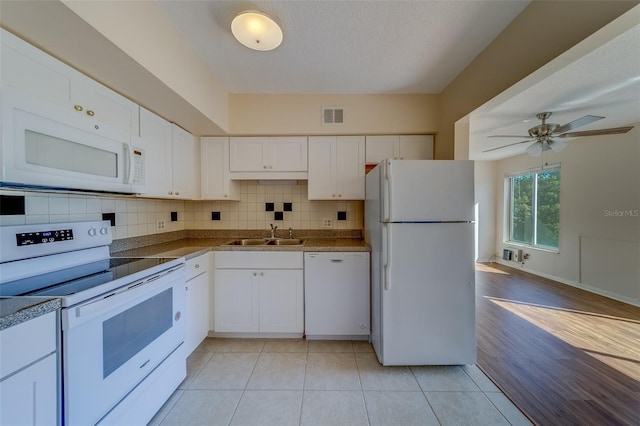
[214,270,259,332]
[229,137,267,171]
[268,137,308,171]
[336,136,365,200]
[184,271,210,355]
[365,135,399,164]
[70,76,140,135]
[1,29,72,108]
[259,270,304,333]
[0,354,57,426]
[399,135,434,160]
[201,137,240,200]
[171,124,200,199]
[307,136,336,200]
[139,107,173,198]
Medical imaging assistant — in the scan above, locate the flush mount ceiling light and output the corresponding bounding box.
[231,10,283,51]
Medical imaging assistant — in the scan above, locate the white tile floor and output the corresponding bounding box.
[149,338,531,426]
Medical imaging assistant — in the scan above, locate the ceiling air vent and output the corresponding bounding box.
[322,107,344,125]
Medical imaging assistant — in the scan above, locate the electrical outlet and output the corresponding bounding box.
[322,218,332,228]
[157,220,166,231]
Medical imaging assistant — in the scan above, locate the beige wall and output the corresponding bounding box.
[437,0,639,160]
[492,125,640,305]
[228,94,439,136]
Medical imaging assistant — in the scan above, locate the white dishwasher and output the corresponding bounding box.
[304,252,370,339]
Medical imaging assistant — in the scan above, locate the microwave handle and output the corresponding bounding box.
[124,143,133,184]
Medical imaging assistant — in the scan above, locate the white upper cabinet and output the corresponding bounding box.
[138,107,199,199]
[138,107,173,197]
[229,136,308,179]
[201,137,240,200]
[1,29,139,135]
[69,76,140,135]
[399,135,434,160]
[365,135,434,164]
[171,124,200,200]
[365,135,398,165]
[308,136,365,200]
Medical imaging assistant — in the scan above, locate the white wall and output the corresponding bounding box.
[474,161,498,262]
[494,124,640,305]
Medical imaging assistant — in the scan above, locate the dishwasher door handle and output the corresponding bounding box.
[330,259,343,263]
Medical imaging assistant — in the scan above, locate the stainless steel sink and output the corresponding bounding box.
[267,239,305,246]
[224,239,269,246]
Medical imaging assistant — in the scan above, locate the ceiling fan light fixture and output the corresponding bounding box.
[549,138,567,153]
[526,142,543,157]
[231,10,283,51]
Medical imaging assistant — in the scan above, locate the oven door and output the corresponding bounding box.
[61,264,185,426]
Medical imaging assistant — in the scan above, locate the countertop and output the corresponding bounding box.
[0,297,60,331]
[113,237,370,259]
[0,234,368,328]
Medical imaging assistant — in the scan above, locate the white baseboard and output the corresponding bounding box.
[489,259,640,307]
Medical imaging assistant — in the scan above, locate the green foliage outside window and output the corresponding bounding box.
[509,169,560,250]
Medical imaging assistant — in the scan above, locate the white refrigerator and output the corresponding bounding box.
[365,159,476,366]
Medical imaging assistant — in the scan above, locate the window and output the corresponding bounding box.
[507,166,560,250]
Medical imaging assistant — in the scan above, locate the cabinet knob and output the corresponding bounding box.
[338,194,342,197]
[332,194,336,198]
[87,110,95,117]
[263,165,267,169]
[253,272,257,276]
[260,272,264,276]
[168,191,173,195]
[195,264,200,269]
[224,194,228,198]
[185,286,188,291]
[74,105,83,112]
[175,191,180,196]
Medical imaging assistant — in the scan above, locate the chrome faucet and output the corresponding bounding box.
[270,224,278,239]
[288,227,294,239]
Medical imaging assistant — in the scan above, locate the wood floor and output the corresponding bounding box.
[475,262,640,425]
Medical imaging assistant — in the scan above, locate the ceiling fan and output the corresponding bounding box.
[483,112,634,157]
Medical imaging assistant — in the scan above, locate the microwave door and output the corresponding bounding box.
[2,87,136,193]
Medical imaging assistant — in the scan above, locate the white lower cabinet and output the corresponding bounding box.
[258,269,304,333]
[0,311,58,426]
[0,354,57,426]
[184,254,210,355]
[214,269,259,332]
[214,252,303,334]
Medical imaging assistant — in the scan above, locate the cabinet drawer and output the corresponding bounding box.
[0,311,57,379]
[215,251,303,269]
[186,254,208,281]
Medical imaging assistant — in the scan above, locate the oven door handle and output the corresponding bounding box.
[74,265,183,321]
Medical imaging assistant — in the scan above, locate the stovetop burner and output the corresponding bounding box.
[2,257,178,298]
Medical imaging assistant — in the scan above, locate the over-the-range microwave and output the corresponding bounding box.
[0,86,145,194]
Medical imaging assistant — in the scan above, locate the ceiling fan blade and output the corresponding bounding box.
[487,135,531,138]
[558,126,634,138]
[482,140,532,153]
[554,115,604,134]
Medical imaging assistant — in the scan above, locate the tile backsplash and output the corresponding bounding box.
[0,181,363,239]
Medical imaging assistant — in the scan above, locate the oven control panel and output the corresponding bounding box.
[0,220,112,263]
[16,229,74,246]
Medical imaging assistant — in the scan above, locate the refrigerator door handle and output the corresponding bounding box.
[383,224,392,291]
[383,160,392,221]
